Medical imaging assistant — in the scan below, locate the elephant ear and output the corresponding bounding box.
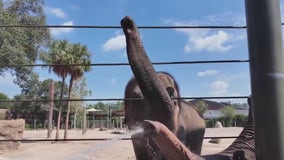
[121,16,178,132]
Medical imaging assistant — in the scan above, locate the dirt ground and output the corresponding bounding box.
[0,127,243,160]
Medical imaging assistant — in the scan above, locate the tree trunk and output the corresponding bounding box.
[64,76,74,139]
[55,77,66,140]
[47,81,54,138]
[82,106,87,135]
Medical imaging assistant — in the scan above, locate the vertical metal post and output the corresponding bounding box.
[245,0,284,159]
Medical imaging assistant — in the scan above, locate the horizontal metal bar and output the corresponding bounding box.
[0,59,249,67]
[0,135,248,142]
[1,23,283,29]
[0,25,247,29]
[0,96,250,103]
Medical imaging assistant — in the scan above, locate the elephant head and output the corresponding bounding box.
[121,16,179,133]
[124,72,180,129]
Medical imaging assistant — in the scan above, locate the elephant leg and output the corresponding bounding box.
[187,129,205,155]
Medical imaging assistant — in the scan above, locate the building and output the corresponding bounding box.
[189,99,249,119]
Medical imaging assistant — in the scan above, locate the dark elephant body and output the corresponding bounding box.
[124,72,205,157]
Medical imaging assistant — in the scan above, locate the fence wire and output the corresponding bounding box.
[0,136,251,143]
[0,22,283,29]
[0,96,250,103]
[0,23,252,143]
[0,59,249,67]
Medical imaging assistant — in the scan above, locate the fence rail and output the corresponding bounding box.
[0,96,250,103]
[0,22,283,29]
[0,136,249,143]
[0,59,249,67]
[0,15,254,145]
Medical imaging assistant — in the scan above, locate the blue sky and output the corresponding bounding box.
[1,0,284,104]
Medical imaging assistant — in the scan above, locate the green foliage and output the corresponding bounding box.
[10,73,68,127]
[234,114,248,127]
[40,40,92,138]
[219,105,236,127]
[194,100,208,116]
[221,105,236,119]
[87,101,124,112]
[0,92,12,109]
[0,0,50,84]
[205,119,216,128]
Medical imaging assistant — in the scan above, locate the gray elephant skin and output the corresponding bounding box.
[121,16,255,160]
[121,16,205,159]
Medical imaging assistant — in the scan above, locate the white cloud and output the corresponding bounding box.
[45,7,66,19]
[165,18,244,53]
[210,80,228,96]
[50,21,74,36]
[102,34,126,52]
[185,30,232,53]
[197,70,219,76]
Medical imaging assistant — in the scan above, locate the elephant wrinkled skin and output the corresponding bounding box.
[121,16,205,159]
[125,72,205,156]
[121,16,255,160]
[137,100,255,160]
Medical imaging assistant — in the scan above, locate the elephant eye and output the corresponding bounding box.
[166,87,175,98]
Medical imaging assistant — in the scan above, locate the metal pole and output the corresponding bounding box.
[245,0,284,159]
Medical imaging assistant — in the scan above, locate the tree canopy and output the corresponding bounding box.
[0,92,12,109]
[0,0,50,85]
[10,73,68,125]
[194,100,208,116]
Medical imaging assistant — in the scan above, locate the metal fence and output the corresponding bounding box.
[0,0,283,159]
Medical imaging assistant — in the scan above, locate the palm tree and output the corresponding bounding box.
[40,40,72,139]
[63,43,91,139]
[195,100,208,116]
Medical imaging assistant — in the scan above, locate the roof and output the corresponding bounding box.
[189,99,228,110]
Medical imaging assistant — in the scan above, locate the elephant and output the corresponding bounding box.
[121,16,255,160]
[136,97,255,160]
[121,16,206,159]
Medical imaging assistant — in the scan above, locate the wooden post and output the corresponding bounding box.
[82,106,87,134]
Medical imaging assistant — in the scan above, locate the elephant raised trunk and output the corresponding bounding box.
[121,16,178,132]
[121,16,254,159]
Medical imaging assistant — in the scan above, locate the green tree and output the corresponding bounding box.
[70,78,92,129]
[64,43,91,139]
[88,102,107,111]
[11,73,47,127]
[194,100,208,116]
[40,40,72,139]
[40,40,91,139]
[0,92,12,109]
[0,0,50,85]
[10,74,68,128]
[220,105,236,127]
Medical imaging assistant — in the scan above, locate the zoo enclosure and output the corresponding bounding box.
[0,0,283,159]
